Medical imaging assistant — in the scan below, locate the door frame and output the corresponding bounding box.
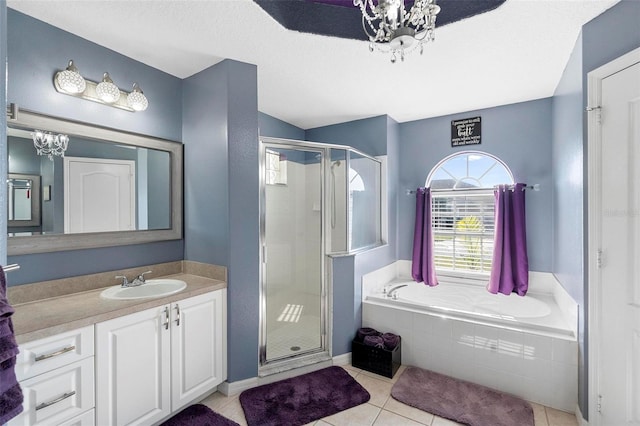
[587,46,640,425]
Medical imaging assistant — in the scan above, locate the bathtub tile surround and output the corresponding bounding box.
[361,261,579,413]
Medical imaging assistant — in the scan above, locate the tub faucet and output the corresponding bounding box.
[383,284,408,300]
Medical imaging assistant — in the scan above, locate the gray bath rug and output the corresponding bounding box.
[391,366,534,426]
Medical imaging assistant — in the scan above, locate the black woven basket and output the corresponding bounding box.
[351,336,401,378]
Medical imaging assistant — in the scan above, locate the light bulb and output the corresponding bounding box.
[127,83,148,111]
[55,60,86,94]
[96,72,121,103]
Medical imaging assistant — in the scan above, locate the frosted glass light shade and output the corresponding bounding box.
[95,72,121,103]
[55,60,86,94]
[127,83,148,111]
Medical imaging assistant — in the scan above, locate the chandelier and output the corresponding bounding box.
[31,130,69,160]
[353,0,441,63]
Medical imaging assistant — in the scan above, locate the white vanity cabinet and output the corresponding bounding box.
[9,325,95,426]
[95,289,226,426]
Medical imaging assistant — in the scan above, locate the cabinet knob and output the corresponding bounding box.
[175,304,181,327]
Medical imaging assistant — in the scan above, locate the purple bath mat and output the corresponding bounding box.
[160,404,239,426]
[239,366,370,426]
[391,367,534,426]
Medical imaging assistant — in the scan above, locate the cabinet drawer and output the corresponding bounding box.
[16,326,94,381]
[9,357,95,426]
[58,409,95,426]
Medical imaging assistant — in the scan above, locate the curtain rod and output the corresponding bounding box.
[406,184,540,195]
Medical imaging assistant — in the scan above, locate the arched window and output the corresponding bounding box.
[426,151,514,278]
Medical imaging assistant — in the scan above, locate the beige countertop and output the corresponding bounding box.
[12,272,226,344]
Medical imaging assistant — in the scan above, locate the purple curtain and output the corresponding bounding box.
[487,183,529,296]
[411,187,439,286]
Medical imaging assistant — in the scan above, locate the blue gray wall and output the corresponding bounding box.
[259,112,305,141]
[6,10,184,285]
[307,115,399,355]
[552,32,586,416]
[183,60,260,382]
[398,99,553,272]
[557,0,640,419]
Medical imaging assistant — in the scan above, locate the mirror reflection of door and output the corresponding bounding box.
[64,157,136,233]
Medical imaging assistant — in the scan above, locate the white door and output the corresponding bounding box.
[95,305,171,426]
[64,157,136,233]
[594,58,640,425]
[171,290,226,411]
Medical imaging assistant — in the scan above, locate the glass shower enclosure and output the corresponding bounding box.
[259,137,383,373]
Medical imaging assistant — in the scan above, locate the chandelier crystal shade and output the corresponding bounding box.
[353,0,441,62]
[31,130,69,160]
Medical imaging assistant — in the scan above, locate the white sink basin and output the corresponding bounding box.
[100,279,187,300]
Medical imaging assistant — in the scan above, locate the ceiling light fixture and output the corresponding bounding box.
[95,72,121,103]
[53,60,148,112]
[354,0,441,63]
[31,130,69,160]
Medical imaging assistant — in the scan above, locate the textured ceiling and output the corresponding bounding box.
[7,0,620,130]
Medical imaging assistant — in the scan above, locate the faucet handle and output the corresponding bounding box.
[115,275,129,287]
[137,271,152,283]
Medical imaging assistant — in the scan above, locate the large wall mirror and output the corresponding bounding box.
[7,106,183,255]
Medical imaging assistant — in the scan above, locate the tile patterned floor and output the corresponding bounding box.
[201,365,579,426]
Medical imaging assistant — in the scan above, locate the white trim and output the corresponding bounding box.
[332,352,352,366]
[217,377,258,396]
[576,404,589,426]
[587,46,640,426]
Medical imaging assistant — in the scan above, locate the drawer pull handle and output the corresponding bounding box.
[175,304,181,327]
[34,346,76,362]
[164,306,170,330]
[36,391,76,411]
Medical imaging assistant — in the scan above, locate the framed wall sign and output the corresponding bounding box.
[451,116,481,147]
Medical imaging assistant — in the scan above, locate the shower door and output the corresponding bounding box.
[260,142,327,368]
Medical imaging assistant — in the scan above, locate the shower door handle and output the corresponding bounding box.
[262,245,267,263]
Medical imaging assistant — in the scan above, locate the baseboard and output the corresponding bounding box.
[576,404,588,426]
[218,376,258,396]
[332,352,351,366]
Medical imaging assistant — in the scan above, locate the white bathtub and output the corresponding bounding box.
[361,262,579,412]
[366,280,574,338]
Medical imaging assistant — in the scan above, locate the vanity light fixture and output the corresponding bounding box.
[126,83,149,111]
[31,130,69,160]
[54,60,86,94]
[53,60,149,112]
[95,72,121,103]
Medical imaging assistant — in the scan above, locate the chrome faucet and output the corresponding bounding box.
[383,284,408,300]
[115,270,152,287]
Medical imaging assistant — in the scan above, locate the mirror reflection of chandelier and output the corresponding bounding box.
[31,130,69,160]
[353,0,441,63]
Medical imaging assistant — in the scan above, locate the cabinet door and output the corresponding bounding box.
[171,290,226,411]
[96,305,171,426]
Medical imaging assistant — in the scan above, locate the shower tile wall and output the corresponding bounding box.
[265,159,322,360]
[362,303,578,413]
